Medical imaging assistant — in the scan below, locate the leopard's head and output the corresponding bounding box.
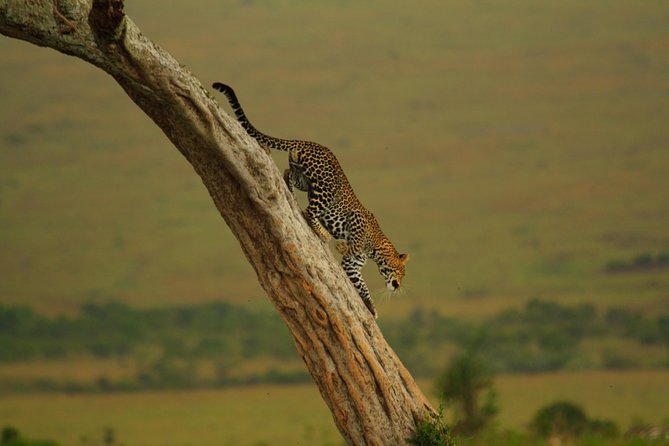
[378,250,410,291]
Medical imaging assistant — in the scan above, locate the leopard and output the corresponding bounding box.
[213,82,409,318]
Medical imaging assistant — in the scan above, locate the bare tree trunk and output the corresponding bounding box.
[0,1,438,444]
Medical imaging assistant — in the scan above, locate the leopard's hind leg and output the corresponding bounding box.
[304,205,331,242]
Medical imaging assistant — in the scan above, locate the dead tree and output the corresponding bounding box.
[0,1,439,444]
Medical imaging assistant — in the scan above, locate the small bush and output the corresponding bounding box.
[435,352,498,435]
[408,407,455,446]
[530,401,620,440]
[530,401,589,438]
[1,426,60,446]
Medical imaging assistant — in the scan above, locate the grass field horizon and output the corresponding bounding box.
[2,0,667,317]
[2,0,668,444]
[2,371,668,446]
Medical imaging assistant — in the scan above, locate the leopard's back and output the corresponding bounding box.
[213,82,409,317]
[290,142,360,209]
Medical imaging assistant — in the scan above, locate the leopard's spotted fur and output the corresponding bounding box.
[213,82,409,318]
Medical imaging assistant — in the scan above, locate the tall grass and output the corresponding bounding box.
[1,0,668,316]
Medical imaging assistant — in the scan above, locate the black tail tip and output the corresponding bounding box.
[212,82,230,93]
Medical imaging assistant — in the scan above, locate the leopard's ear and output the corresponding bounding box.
[399,253,410,264]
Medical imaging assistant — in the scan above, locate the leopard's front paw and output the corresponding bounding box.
[363,297,378,319]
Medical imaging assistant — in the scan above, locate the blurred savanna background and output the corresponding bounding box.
[1,0,668,445]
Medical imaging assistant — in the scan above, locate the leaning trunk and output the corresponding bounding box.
[0,1,439,444]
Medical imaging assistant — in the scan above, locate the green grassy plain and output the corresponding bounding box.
[2,0,669,444]
[1,0,668,316]
[2,371,668,446]
[0,384,343,446]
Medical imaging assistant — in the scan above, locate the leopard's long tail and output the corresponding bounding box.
[212,82,290,151]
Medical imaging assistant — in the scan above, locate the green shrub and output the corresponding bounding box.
[530,401,620,440]
[530,401,589,438]
[435,352,498,435]
[408,406,455,446]
[1,426,60,446]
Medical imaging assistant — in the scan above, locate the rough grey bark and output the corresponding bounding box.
[0,1,437,444]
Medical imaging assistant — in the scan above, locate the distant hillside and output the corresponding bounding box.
[1,0,668,318]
